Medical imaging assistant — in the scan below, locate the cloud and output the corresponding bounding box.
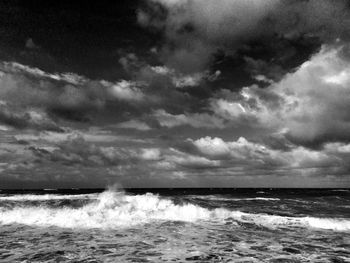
[0,103,63,132]
[25,38,40,50]
[96,43,350,141]
[140,148,162,160]
[244,57,286,82]
[190,136,232,158]
[37,133,222,171]
[0,62,96,112]
[325,142,350,154]
[14,129,124,144]
[2,62,87,85]
[190,136,284,164]
[0,61,151,128]
[151,65,213,88]
[210,44,350,146]
[161,148,221,170]
[103,80,145,102]
[0,127,172,186]
[139,0,350,72]
[18,132,221,176]
[115,120,152,131]
[31,136,140,167]
[188,136,339,174]
[153,109,225,129]
[117,52,213,115]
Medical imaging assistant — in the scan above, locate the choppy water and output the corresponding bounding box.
[0,188,349,262]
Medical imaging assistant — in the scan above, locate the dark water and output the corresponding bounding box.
[0,188,349,262]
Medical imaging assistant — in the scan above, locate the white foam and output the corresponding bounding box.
[0,193,97,201]
[237,213,350,232]
[0,191,233,228]
[239,197,280,201]
[0,190,349,231]
[190,195,280,201]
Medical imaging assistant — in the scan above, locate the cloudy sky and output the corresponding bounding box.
[1,0,350,188]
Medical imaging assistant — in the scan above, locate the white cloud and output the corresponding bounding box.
[140,148,162,160]
[0,124,10,131]
[14,130,124,144]
[191,136,276,160]
[324,142,350,154]
[172,73,204,88]
[116,120,151,131]
[164,148,221,169]
[211,44,350,144]
[189,136,336,170]
[1,62,87,85]
[105,80,145,102]
[154,109,225,129]
[151,66,172,75]
[191,136,231,157]
[211,99,248,119]
[151,65,204,88]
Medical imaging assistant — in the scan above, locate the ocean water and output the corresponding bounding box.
[0,188,349,262]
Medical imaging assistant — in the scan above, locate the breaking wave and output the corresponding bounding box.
[189,195,280,201]
[0,193,97,201]
[0,189,349,231]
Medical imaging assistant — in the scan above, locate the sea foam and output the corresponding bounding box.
[0,189,349,231]
[0,193,97,201]
[189,195,280,201]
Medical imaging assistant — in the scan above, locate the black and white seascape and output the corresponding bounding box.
[0,0,350,262]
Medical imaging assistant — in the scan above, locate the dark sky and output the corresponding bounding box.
[1,0,350,188]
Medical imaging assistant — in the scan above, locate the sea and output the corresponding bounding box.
[0,188,349,262]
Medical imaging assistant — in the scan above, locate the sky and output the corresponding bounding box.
[1,0,350,188]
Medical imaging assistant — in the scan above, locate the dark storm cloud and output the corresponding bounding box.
[138,0,350,74]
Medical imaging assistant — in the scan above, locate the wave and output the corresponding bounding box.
[0,190,349,231]
[236,197,280,201]
[0,193,97,201]
[188,195,280,201]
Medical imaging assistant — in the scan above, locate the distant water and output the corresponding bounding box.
[0,188,349,262]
